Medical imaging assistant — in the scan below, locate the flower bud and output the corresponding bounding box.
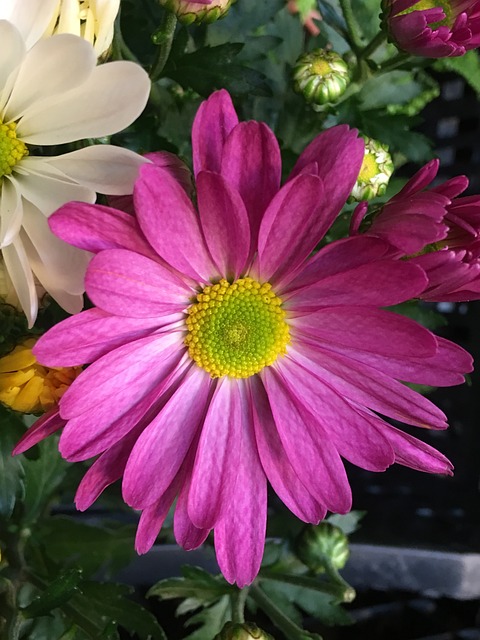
[159,0,234,25]
[214,622,275,640]
[349,136,394,203]
[293,50,350,105]
[0,338,82,414]
[295,523,350,573]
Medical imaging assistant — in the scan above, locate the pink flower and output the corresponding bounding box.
[15,91,472,587]
[384,0,480,57]
[352,159,480,301]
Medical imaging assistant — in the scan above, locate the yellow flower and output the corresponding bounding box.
[0,338,81,413]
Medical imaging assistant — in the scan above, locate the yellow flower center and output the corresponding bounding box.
[359,152,381,182]
[311,59,334,76]
[0,121,28,179]
[185,277,290,378]
[0,339,81,414]
[399,1,452,26]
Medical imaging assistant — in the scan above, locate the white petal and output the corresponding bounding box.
[21,200,90,295]
[57,0,82,37]
[92,0,120,56]
[0,0,60,49]
[0,177,22,247]
[17,61,151,145]
[2,236,37,327]
[9,157,96,214]
[0,21,25,114]
[4,34,96,122]
[46,145,147,195]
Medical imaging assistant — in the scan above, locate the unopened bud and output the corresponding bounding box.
[214,621,275,640]
[159,0,234,25]
[349,136,394,203]
[293,50,350,105]
[295,523,350,573]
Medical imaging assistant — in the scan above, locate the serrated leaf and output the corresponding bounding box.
[327,511,366,536]
[22,569,84,618]
[38,517,135,577]
[69,582,167,640]
[434,50,480,96]
[358,71,426,110]
[183,595,231,640]
[148,569,233,603]
[360,112,433,162]
[0,408,25,518]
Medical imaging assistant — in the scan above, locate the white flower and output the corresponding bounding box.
[0,0,120,57]
[0,20,150,327]
[45,0,121,58]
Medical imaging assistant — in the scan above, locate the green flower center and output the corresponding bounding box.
[0,121,28,178]
[399,1,453,27]
[185,277,290,378]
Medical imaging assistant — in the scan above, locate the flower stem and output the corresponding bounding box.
[338,0,363,54]
[249,584,319,640]
[260,570,355,603]
[379,52,411,73]
[231,586,249,624]
[359,31,388,60]
[150,12,178,81]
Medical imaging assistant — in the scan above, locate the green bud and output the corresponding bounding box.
[158,0,234,25]
[214,622,275,640]
[293,50,350,105]
[349,136,394,203]
[295,523,350,573]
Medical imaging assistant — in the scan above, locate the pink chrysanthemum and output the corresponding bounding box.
[352,159,480,301]
[15,91,472,587]
[384,0,480,57]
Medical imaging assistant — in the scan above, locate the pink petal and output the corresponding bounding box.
[192,89,238,176]
[289,125,364,228]
[290,306,438,358]
[134,164,215,282]
[214,381,267,587]
[250,377,326,523]
[33,308,176,367]
[13,409,65,455]
[283,235,392,293]
[196,171,250,279]
[174,473,211,551]
[382,424,453,475]
[276,357,395,471]
[135,477,181,554]
[284,260,427,311]
[221,121,281,251]
[188,378,245,529]
[123,366,212,509]
[85,249,191,318]
[392,159,439,200]
[254,173,324,285]
[289,345,448,430]
[261,368,352,514]
[59,332,184,419]
[49,202,156,258]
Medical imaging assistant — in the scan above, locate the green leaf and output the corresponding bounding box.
[70,582,167,640]
[327,511,366,536]
[360,112,433,163]
[0,407,25,519]
[148,566,233,602]
[22,569,84,618]
[358,71,427,111]
[37,517,136,577]
[183,595,231,640]
[434,50,480,96]
[21,437,69,525]
[165,43,271,98]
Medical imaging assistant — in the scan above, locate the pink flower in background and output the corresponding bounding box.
[15,90,472,587]
[352,158,480,301]
[384,0,480,57]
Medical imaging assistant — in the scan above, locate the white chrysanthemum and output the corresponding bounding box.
[0,0,120,56]
[0,20,150,327]
[45,0,121,58]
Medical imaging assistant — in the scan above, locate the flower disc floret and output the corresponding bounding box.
[185,277,290,378]
[0,122,28,178]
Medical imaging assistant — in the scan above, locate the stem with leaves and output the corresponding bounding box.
[338,0,364,55]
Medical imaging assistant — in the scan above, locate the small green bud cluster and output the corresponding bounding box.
[295,522,350,573]
[293,50,350,105]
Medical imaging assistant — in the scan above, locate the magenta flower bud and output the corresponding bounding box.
[382,0,480,58]
[159,0,233,24]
